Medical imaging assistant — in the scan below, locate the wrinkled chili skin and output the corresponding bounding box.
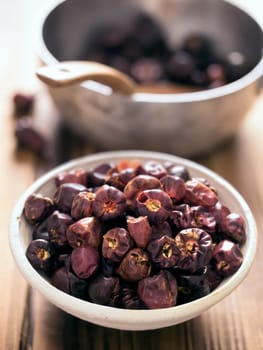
[117,248,151,282]
[175,228,213,273]
[54,183,87,213]
[169,204,192,232]
[136,189,173,224]
[105,168,138,190]
[127,216,152,248]
[219,213,246,245]
[93,184,127,221]
[140,161,167,179]
[190,205,217,234]
[184,178,218,207]
[88,274,120,306]
[119,283,145,309]
[137,270,178,309]
[147,235,180,268]
[70,246,100,279]
[151,221,173,241]
[51,265,88,299]
[66,216,103,249]
[160,175,186,203]
[212,240,243,277]
[24,193,54,224]
[176,271,210,304]
[23,158,246,310]
[123,175,161,209]
[71,191,95,220]
[55,168,88,187]
[26,239,55,273]
[47,210,73,250]
[102,227,133,262]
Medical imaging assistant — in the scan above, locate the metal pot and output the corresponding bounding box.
[36,0,263,157]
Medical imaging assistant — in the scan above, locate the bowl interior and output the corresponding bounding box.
[42,0,262,70]
[9,151,257,330]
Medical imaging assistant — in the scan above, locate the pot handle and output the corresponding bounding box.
[36,61,137,95]
[36,61,201,95]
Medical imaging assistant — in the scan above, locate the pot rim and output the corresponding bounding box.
[35,0,263,103]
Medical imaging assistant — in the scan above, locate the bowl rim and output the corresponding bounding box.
[34,0,263,103]
[9,150,258,330]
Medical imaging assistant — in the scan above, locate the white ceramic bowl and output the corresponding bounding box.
[9,150,257,330]
[36,0,263,156]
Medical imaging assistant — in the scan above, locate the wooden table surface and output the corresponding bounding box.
[1,1,263,349]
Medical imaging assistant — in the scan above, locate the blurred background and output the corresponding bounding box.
[1,0,262,159]
[1,0,262,96]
